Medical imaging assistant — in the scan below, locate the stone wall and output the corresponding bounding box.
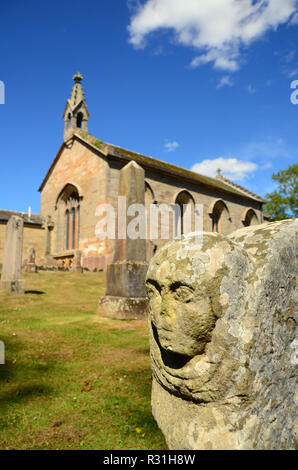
[107,160,263,264]
[40,138,112,270]
[40,135,264,270]
[147,219,297,450]
[0,222,45,270]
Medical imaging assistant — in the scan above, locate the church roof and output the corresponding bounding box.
[0,210,45,226]
[39,129,263,203]
[215,172,262,201]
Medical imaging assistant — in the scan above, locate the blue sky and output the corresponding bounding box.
[0,0,298,213]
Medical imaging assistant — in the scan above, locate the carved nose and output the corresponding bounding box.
[159,301,171,325]
[160,298,171,318]
[157,299,175,332]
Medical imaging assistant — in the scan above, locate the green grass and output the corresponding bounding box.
[0,272,167,450]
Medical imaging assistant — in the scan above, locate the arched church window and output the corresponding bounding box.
[243,209,259,227]
[71,207,76,249]
[57,184,80,251]
[175,191,195,237]
[211,200,229,234]
[76,205,80,247]
[66,210,70,250]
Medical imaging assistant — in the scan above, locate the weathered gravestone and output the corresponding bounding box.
[1,216,25,294]
[146,219,297,450]
[25,247,37,273]
[98,160,148,319]
[72,250,83,273]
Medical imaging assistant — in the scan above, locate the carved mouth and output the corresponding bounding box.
[151,322,191,369]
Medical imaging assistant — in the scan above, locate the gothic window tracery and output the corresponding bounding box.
[56,184,80,252]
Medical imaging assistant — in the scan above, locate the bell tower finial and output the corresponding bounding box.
[62,72,90,141]
[73,71,83,83]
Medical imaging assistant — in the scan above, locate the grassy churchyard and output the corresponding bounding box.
[0,272,167,450]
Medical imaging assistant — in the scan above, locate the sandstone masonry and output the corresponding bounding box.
[147,219,297,450]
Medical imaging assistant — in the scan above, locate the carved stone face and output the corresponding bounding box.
[146,233,251,406]
[146,232,251,403]
[149,221,298,450]
[146,233,229,360]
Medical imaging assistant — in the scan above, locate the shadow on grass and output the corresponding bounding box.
[25,291,46,295]
[0,383,54,406]
[0,336,23,382]
[133,346,150,356]
[0,337,56,409]
[114,367,165,436]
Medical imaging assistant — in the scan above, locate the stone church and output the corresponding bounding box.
[0,73,266,270]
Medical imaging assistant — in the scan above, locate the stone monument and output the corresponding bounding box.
[1,216,25,294]
[98,160,148,319]
[72,250,83,273]
[25,247,38,273]
[147,219,297,450]
[44,216,54,257]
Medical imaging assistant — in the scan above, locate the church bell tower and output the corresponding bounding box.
[63,72,90,141]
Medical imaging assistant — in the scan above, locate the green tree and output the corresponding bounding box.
[264,164,298,221]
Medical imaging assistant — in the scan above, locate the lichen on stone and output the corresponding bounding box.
[148,219,298,450]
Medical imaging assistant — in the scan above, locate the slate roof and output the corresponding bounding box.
[0,210,45,226]
[39,129,263,203]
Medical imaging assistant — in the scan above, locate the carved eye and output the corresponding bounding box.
[170,283,194,302]
[146,281,161,299]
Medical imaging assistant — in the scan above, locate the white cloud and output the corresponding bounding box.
[248,84,256,94]
[164,140,179,152]
[238,137,292,160]
[288,68,298,78]
[261,162,273,169]
[285,48,296,62]
[191,158,257,181]
[128,0,298,71]
[290,11,298,23]
[217,75,234,88]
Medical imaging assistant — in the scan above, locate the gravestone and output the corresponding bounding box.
[44,216,54,256]
[1,216,25,294]
[147,219,297,450]
[98,161,148,319]
[25,247,37,273]
[73,250,83,273]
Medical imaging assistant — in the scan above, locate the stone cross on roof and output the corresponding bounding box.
[73,71,83,83]
[63,72,90,140]
[70,72,85,108]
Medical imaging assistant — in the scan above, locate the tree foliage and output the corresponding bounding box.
[264,164,298,221]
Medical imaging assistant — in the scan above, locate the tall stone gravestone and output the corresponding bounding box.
[1,216,25,294]
[72,250,83,273]
[25,247,37,273]
[98,160,148,319]
[147,219,297,450]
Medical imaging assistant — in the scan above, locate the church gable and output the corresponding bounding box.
[40,137,108,265]
[40,138,106,211]
[37,72,264,272]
